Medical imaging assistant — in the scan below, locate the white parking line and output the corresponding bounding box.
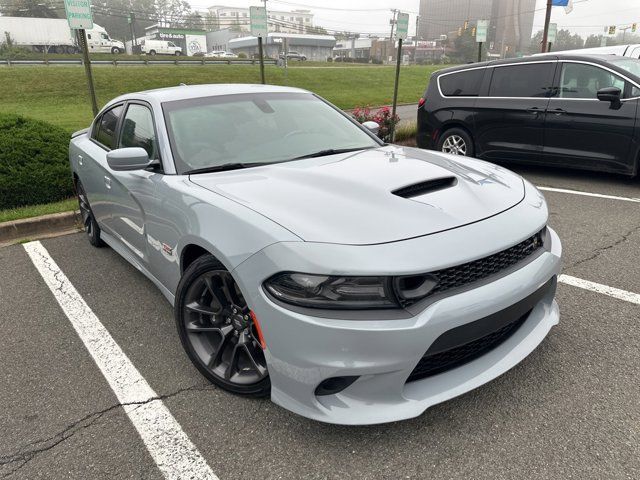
[559,274,640,305]
[538,186,640,203]
[23,241,218,480]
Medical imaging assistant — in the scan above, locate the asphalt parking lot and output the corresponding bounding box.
[1,165,639,480]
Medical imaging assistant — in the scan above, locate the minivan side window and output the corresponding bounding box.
[119,104,158,159]
[439,69,484,96]
[92,105,124,149]
[559,63,625,99]
[489,63,555,98]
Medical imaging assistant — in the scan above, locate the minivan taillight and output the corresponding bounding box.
[418,97,426,107]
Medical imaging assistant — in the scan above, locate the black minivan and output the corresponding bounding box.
[417,54,640,176]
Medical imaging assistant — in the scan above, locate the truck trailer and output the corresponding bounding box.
[0,17,124,54]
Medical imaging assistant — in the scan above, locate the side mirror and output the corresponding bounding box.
[597,86,622,104]
[362,121,380,136]
[106,147,152,171]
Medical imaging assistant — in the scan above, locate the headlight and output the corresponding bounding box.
[264,273,398,309]
[264,272,439,310]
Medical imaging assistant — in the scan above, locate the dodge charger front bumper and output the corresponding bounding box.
[232,187,562,425]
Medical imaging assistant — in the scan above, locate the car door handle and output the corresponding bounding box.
[526,107,544,114]
[550,108,566,115]
[104,176,111,189]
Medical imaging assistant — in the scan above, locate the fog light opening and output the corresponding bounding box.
[314,376,359,396]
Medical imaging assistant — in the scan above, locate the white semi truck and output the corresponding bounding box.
[0,17,124,54]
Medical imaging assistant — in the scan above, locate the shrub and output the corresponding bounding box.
[237,52,247,59]
[352,106,400,142]
[0,32,32,60]
[0,114,73,210]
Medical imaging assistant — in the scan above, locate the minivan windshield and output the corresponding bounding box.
[162,92,380,174]
[608,57,640,78]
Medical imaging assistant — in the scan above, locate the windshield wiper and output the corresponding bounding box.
[291,146,374,161]
[185,162,263,175]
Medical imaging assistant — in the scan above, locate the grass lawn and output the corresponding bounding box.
[0,64,440,131]
[0,198,77,223]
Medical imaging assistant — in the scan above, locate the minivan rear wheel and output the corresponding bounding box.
[438,128,474,157]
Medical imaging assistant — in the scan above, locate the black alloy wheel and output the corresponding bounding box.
[76,180,105,247]
[175,255,270,397]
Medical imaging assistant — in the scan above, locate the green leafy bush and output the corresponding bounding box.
[0,114,73,210]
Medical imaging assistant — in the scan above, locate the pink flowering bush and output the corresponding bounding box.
[352,106,401,142]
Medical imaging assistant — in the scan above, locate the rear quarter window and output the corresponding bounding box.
[92,105,123,149]
[439,69,484,97]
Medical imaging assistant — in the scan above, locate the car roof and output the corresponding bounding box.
[109,83,310,104]
[435,53,632,75]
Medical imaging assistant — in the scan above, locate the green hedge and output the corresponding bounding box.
[0,114,73,210]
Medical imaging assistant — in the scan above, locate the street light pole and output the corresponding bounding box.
[541,0,552,53]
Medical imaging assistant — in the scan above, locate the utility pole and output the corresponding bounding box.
[415,15,420,41]
[620,25,631,42]
[541,0,552,53]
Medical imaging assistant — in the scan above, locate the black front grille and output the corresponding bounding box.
[397,229,546,307]
[407,312,529,382]
[406,277,556,383]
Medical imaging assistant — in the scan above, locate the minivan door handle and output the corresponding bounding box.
[526,107,544,115]
[550,108,566,115]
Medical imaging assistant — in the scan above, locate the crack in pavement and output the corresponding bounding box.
[564,223,640,272]
[0,383,215,479]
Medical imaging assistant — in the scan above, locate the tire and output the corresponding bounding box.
[175,255,270,397]
[148,50,156,56]
[54,45,65,54]
[111,47,121,54]
[76,180,105,248]
[437,127,474,157]
[174,51,181,56]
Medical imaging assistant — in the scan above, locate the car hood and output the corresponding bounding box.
[190,146,525,245]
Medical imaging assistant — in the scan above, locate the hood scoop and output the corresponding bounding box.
[392,176,458,199]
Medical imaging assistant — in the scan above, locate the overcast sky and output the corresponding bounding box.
[189,0,639,38]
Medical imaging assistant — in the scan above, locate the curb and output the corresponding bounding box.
[0,210,81,247]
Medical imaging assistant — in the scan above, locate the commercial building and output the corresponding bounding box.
[229,33,335,61]
[208,5,314,34]
[418,0,536,56]
[144,24,207,56]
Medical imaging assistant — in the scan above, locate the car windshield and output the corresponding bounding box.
[608,57,640,78]
[162,92,380,174]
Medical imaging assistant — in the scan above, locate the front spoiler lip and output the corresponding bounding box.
[271,297,559,426]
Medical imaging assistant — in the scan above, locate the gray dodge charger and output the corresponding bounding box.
[69,84,562,425]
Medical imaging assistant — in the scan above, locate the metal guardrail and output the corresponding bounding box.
[0,58,278,66]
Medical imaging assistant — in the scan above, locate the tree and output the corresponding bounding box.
[453,27,476,63]
[0,0,60,18]
[183,11,205,30]
[91,1,156,42]
[529,28,584,53]
[307,25,329,35]
[154,0,191,27]
[204,11,219,31]
[584,34,604,48]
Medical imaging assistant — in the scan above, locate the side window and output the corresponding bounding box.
[632,85,640,98]
[559,63,625,99]
[92,105,123,149]
[489,63,555,98]
[119,104,158,159]
[439,69,484,96]
[101,33,109,40]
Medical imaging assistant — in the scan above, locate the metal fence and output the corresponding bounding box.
[0,58,279,67]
